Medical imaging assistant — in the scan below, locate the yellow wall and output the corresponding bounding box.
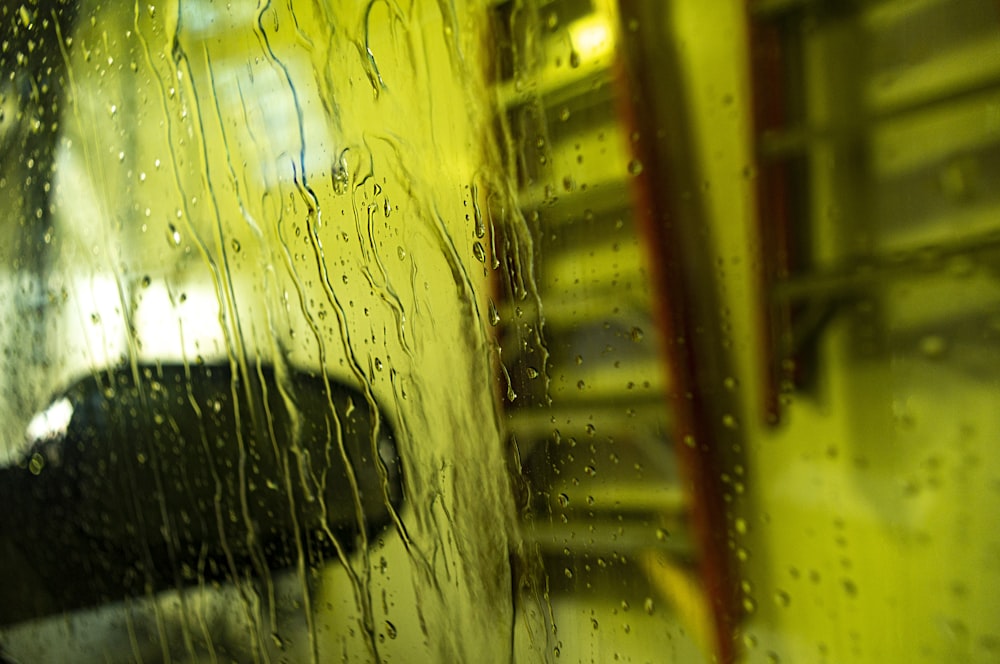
[665,1,1000,662]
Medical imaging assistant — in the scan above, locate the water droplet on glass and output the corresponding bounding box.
[564,568,574,579]
[569,51,580,68]
[644,597,655,615]
[556,493,570,508]
[628,159,644,176]
[374,358,383,371]
[384,198,391,217]
[167,224,181,246]
[141,275,151,288]
[473,204,486,238]
[231,239,241,253]
[656,528,670,541]
[630,327,644,342]
[774,590,791,607]
[488,298,500,326]
[526,367,539,379]
[590,617,599,630]
[472,241,486,264]
[920,334,947,358]
[385,621,397,639]
[332,164,349,195]
[558,107,571,122]
[28,452,45,475]
[396,246,406,261]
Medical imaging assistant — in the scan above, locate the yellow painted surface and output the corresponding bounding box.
[3,1,1000,662]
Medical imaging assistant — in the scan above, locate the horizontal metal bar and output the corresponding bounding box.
[771,227,1000,302]
[760,74,1000,160]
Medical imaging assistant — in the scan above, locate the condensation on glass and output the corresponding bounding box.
[1,1,999,663]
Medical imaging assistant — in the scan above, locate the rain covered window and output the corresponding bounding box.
[2,1,1000,663]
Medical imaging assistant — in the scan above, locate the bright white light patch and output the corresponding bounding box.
[571,18,612,59]
[26,397,74,443]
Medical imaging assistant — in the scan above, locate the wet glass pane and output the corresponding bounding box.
[1,1,999,663]
[1,1,514,661]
